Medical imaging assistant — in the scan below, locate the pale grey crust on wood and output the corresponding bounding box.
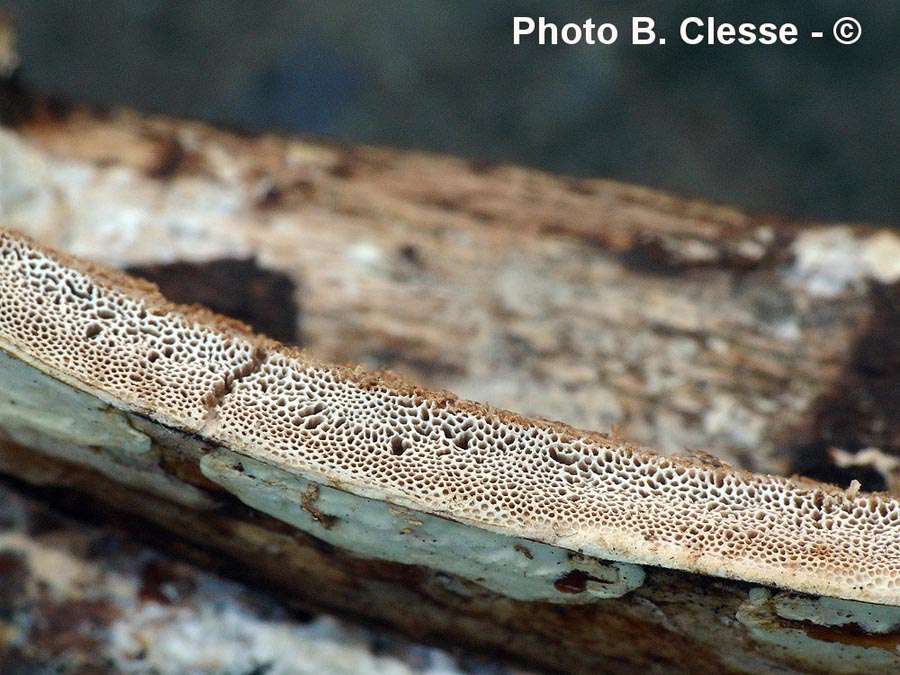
[3,226,900,605]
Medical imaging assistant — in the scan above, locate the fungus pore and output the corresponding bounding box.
[2,227,900,605]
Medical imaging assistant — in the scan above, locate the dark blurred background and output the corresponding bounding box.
[4,1,898,225]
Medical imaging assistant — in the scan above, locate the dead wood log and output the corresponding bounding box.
[2,87,900,674]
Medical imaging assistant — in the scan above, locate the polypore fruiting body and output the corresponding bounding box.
[0,232,259,430]
[3,227,900,606]
[207,349,900,606]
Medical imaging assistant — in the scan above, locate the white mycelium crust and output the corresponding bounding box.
[2,227,900,605]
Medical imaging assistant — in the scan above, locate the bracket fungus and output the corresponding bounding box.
[3,226,900,672]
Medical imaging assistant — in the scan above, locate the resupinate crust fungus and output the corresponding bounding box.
[3,227,900,608]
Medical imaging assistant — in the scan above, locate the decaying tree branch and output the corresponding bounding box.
[2,87,900,674]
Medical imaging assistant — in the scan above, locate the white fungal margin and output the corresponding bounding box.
[737,588,900,673]
[0,346,214,508]
[0,348,150,455]
[200,448,644,602]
